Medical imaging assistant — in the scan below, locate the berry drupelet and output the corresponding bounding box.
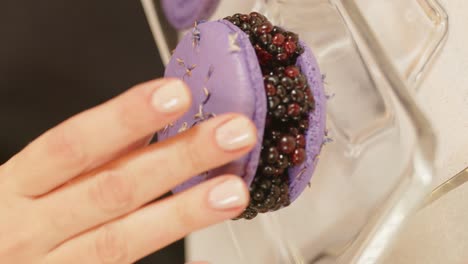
[225,13,315,220]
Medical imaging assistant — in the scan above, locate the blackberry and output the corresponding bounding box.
[299,119,309,133]
[282,95,291,105]
[280,76,294,89]
[271,26,282,34]
[278,135,296,154]
[236,207,258,220]
[252,189,265,201]
[287,103,301,118]
[289,127,299,136]
[224,13,315,220]
[276,53,288,63]
[264,197,275,208]
[263,166,275,176]
[271,185,281,198]
[224,13,304,68]
[290,89,305,103]
[265,146,279,164]
[276,85,287,98]
[259,34,272,47]
[260,179,272,190]
[268,96,280,109]
[285,65,300,78]
[266,83,276,96]
[273,104,287,119]
[295,74,307,86]
[272,33,285,46]
[264,69,312,123]
[295,134,306,148]
[259,22,273,34]
[291,148,306,165]
[265,75,280,85]
[241,22,251,31]
[257,206,269,213]
[270,130,281,141]
[268,44,278,54]
[277,154,289,169]
[240,14,250,22]
[284,41,297,54]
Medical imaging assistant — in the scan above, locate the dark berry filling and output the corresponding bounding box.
[224,13,314,220]
[225,13,304,70]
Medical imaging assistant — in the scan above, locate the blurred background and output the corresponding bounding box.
[0,1,184,263]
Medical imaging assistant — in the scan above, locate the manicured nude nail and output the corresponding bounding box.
[215,117,256,151]
[151,80,190,113]
[209,178,248,210]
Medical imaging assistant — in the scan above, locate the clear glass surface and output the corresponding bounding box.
[141,0,448,263]
[346,0,448,88]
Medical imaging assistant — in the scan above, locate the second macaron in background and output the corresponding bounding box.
[161,0,221,29]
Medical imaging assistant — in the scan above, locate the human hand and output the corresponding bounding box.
[0,78,256,263]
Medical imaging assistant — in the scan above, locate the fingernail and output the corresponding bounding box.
[209,178,248,210]
[151,80,190,113]
[215,117,256,151]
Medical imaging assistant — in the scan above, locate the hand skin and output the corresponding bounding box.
[0,78,256,264]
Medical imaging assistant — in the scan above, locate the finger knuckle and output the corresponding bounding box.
[116,95,147,135]
[174,201,195,230]
[178,140,205,174]
[47,202,77,234]
[95,225,128,264]
[90,170,134,213]
[44,124,87,167]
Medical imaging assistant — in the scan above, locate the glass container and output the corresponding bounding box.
[141,0,448,263]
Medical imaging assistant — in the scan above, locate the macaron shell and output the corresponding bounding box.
[288,41,327,202]
[159,20,266,193]
[161,0,220,30]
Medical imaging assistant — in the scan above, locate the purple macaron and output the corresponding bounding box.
[159,13,326,219]
[161,0,220,30]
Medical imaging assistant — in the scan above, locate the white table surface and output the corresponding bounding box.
[186,0,468,262]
